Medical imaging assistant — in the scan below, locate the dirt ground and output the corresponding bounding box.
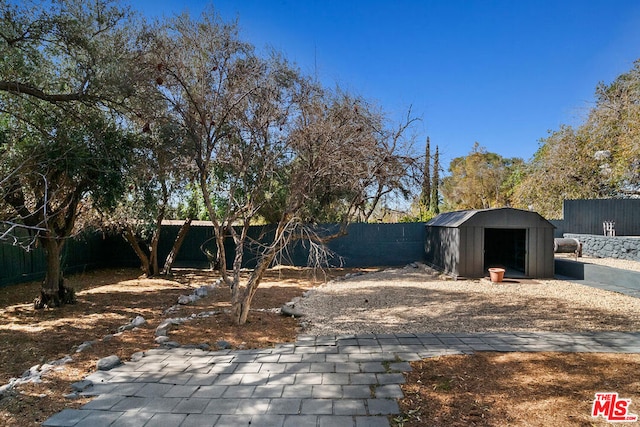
[0,267,638,426]
[0,267,345,426]
[396,352,640,427]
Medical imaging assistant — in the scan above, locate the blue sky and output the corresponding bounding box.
[133,0,640,169]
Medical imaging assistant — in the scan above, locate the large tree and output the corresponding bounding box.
[151,9,418,324]
[225,82,417,325]
[441,142,523,211]
[430,145,440,214]
[106,119,193,277]
[511,125,605,218]
[1,107,137,305]
[513,60,640,218]
[419,137,431,216]
[0,0,148,304]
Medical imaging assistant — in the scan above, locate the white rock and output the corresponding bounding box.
[0,383,14,397]
[162,341,181,348]
[96,355,122,371]
[71,380,93,392]
[177,295,191,305]
[130,352,145,362]
[131,316,146,327]
[39,363,54,374]
[195,286,209,297]
[118,323,135,332]
[76,341,95,353]
[52,355,73,365]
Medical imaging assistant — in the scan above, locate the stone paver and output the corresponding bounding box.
[43,331,640,426]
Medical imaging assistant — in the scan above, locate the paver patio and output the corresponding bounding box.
[43,331,640,427]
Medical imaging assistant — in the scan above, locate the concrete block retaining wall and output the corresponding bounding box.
[564,233,640,262]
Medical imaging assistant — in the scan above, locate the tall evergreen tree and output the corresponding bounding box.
[430,145,440,214]
[420,137,431,213]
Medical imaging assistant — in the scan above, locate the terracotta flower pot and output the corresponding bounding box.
[488,268,505,283]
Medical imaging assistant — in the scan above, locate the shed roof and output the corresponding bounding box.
[426,209,478,227]
[426,207,554,228]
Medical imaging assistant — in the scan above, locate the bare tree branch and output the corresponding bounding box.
[0,81,93,103]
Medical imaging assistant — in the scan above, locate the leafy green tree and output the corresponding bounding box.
[1,107,137,305]
[415,137,433,220]
[0,0,146,305]
[106,120,193,277]
[442,143,522,211]
[419,137,431,211]
[512,125,616,219]
[0,0,151,109]
[513,60,640,218]
[587,60,640,194]
[430,145,441,214]
[403,140,440,222]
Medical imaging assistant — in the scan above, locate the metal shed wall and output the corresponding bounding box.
[425,208,555,279]
[458,226,484,277]
[424,226,460,276]
[529,225,555,278]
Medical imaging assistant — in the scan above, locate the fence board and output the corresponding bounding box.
[1,222,427,287]
[562,199,640,236]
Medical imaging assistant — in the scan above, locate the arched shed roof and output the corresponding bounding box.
[426,207,555,229]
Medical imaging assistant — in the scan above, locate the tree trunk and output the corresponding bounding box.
[41,236,63,297]
[123,228,151,276]
[200,179,229,281]
[150,188,168,276]
[430,145,440,214]
[34,235,75,308]
[421,136,431,211]
[214,225,229,276]
[231,221,284,325]
[149,226,160,276]
[232,251,274,325]
[162,218,192,275]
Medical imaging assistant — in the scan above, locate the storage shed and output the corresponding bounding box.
[425,207,555,279]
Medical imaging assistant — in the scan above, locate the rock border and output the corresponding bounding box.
[0,314,147,398]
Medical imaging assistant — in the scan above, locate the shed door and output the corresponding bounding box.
[484,228,526,273]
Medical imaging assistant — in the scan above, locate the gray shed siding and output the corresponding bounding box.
[425,226,460,276]
[425,208,555,279]
[528,226,555,278]
[459,226,483,277]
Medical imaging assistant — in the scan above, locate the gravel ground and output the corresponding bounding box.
[295,263,640,336]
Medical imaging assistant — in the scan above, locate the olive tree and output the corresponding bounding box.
[152,9,418,324]
[0,0,148,305]
[104,119,195,277]
[1,107,137,306]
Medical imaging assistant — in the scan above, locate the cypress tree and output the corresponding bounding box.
[430,145,440,214]
[420,137,431,213]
